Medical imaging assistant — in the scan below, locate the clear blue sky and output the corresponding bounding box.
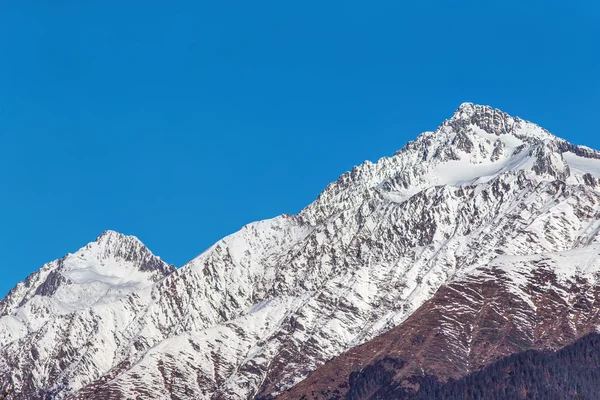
[0,1,598,297]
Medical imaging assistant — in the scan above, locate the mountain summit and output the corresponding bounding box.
[0,231,174,343]
[3,104,600,399]
[301,103,600,226]
[449,102,554,140]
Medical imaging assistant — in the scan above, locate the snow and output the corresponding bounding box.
[5,103,600,400]
[379,126,555,205]
[564,151,600,178]
[471,126,524,149]
[462,246,600,310]
[0,231,172,348]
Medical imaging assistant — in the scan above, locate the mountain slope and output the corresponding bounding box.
[3,103,600,399]
[278,247,600,399]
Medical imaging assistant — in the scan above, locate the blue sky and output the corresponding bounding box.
[0,1,598,296]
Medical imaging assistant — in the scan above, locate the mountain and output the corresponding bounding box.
[0,231,175,397]
[3,103,600,399]
[0,230,175,344]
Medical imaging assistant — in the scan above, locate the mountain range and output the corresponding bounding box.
[2,103,600,399]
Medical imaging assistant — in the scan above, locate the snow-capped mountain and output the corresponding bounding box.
[3,103,600,399]
[0,231,175,397]
[0,230,174,345]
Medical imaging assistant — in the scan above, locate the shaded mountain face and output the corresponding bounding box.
[3,103,600,399]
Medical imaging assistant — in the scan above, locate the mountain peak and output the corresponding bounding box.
[447,102,555,141]
[450,102,512,120]
[301,104,600,226]
[450,102,499,121]
[92,230,175,276]
[451,101,483,117]
[96,229,125,241]
[95,229,138,247]
[0,230,175,321]
[92,230,153,262]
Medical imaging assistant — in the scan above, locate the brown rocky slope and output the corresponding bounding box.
[276,248,600,399]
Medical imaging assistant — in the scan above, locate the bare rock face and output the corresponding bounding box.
[3,104,600,400]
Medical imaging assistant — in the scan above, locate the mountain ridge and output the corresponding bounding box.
[3,103,600,399]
